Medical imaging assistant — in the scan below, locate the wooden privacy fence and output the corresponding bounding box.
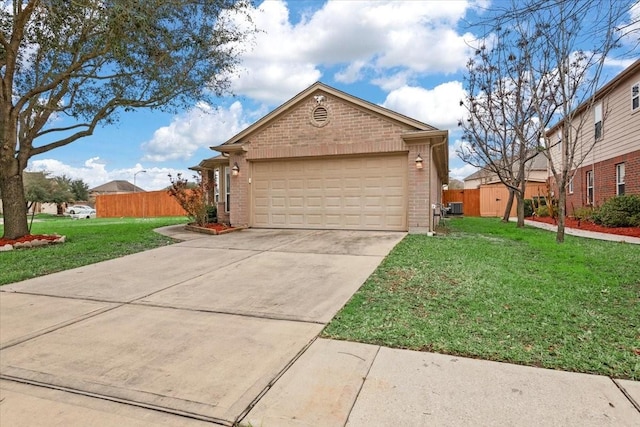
[95,190,187,218]
[479,183,547,218]
[444,183,548,218]
[443,189,481,216]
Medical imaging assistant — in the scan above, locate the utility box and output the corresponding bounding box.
[449,202,463,215]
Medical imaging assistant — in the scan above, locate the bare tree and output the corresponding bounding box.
[464,0,638,242]
[458,31,543,227]
[1,0,253,239]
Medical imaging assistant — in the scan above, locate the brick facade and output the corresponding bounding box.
[565,149,640,214]
[208,83,448,232]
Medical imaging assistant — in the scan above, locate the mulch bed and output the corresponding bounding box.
[528,216,640,238]
[184,223,244,235]
[0,234,65,250]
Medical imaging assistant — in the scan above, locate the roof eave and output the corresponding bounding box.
[215,82,437,150]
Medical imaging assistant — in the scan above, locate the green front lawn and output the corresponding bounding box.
[1,215,187,286]
[322,217,640,380]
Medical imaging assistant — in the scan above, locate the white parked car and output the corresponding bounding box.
[70,207,96,219]
[65,205,93,215]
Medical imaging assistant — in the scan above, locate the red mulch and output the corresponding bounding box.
[200,223,232,232]
[0,234,61,246]
[528,216,640,238]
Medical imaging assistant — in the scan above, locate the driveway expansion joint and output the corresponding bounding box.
[612,378,640,413]
[235,336,320,425]
[0,376,232,426]
[129,301,327,325]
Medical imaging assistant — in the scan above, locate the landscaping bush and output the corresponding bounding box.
[524,199,534,217]
[167,173,213,227]
[592,195,640,227]
[206,205,217,223]
[536,205,550,217]
[572,206,596,222]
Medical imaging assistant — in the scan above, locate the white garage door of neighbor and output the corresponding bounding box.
[252,155,408,231]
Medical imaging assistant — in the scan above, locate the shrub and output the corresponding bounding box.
[572,206,596,222]
[206,205,217,223]
[524,199,534,217]
[536,205,550,217]
[167,173,213,227]
[592,195,640,227]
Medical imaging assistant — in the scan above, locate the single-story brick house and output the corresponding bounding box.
[192,82,449,233]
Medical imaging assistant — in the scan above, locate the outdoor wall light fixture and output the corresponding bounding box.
[415,154,423,169]
[232,162,240,176]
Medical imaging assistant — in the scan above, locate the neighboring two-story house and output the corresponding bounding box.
[546,59,639,213]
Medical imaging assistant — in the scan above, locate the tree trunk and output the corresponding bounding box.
[502,189,515,222]
[515,191,525,227]
[0,162,30,239]
[555,186,567,243]
[516,179,527,228]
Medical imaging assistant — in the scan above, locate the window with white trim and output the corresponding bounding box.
[214,168,220,203]
[594,102,602,140]
[568,176,574,194]
[225,166,230,213]
[586,170,594,205]
[633,82,639,111]
[616,163,625,195]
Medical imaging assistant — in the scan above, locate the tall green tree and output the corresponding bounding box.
[23,172,74,210]
[70,178,90,202]
[1,0,252,239]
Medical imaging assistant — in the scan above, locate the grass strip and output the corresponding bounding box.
[322,217,640,380]
[1,215,187,286]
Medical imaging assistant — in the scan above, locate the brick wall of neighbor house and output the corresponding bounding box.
[229,90,425,228]
[565,149,640,213]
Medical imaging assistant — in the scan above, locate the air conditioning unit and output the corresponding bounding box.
[449,202,463,215]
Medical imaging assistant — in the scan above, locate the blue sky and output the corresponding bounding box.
[26,0,639,191]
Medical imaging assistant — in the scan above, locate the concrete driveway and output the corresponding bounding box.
[0,228,404,426]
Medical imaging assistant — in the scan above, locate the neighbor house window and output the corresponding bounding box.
[568,176,574,194]
[586,170,594,205]
[616,163,625,195]
[633,83,639,111]
[594,102,603,140]
[225,166,230,213]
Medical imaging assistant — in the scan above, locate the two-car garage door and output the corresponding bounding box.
[251,155,407,231]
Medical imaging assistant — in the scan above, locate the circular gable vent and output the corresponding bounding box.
[311,105,329,127]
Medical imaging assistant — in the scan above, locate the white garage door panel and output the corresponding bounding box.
[252,155,407,231]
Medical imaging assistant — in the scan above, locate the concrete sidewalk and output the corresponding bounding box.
[244,339,640,426]
[1,226,639,426]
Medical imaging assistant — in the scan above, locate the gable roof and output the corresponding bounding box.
[464,152,548,181]
[213,82,437,151]
[90,180,145,193]
[189,154,228,171]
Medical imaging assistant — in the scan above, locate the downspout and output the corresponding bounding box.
[431,137,448,230]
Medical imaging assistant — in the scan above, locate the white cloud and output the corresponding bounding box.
[619,1,640,47]
[141,101,248,162]
[449,163,479,181]
[334,60,368,84]
[27,157,189,191]
[382,81,467,129]
[229,0,478,103]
